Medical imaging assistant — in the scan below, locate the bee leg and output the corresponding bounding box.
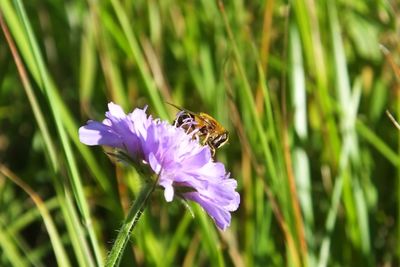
[204,139,216,158]
[210,146,216,158]
[202,132,210,146]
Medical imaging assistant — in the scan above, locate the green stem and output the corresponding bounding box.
[105,181,156,267]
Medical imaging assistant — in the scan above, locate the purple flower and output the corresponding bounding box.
[79,102,240,230]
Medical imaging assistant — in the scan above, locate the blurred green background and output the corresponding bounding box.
[0,0,399,266]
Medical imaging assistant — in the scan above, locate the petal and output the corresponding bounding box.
[180,145,211,169]
[200,179,240,210]
[78,121,122,147]
[187,161,227,182]
[102,104,144,155]
[129,107,152,138]
[102,118,112,126]
[163,183,174,202]
[184,192,232,230]
[158,176,175,202]
[148,152,162,174]
[107,102,126,119]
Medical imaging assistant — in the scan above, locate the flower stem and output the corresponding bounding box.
[105,181,156,267]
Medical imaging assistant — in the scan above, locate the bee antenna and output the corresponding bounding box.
[165,102,182,111]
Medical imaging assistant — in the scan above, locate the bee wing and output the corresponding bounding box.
[166,102,199,117]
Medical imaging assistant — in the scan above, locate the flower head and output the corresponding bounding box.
[79,102,240,230]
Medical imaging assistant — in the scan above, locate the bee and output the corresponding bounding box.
[168,103,229,157]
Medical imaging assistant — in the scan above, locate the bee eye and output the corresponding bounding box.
[212,133,228,148]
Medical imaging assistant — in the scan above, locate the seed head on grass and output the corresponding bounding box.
[79,102,240,230]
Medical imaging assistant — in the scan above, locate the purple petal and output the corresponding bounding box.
[159,180,174,202]
[200,179,240,210]
[106,102,127,119]
[184,192,232,230]
[79,121,123,147]
[179,145,211,169]
[148,152,162,174]
[129,106,152,138]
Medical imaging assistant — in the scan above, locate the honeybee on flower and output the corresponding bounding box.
[79,103,239,230]
[168,103,229,158]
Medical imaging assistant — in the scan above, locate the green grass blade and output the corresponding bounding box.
[79,16,97,111]
[0,1,114,200]
[9,0,103,265]
[356,121,399,166]
[110,0,168,119]
[0,222,28,267]
[0,165,71,267]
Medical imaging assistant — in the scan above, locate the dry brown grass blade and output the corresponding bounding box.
[386,110,400,131]
[264,181,301,267]
[255,0,276,116]
[380,44,400,83]
[279,4,308,265]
